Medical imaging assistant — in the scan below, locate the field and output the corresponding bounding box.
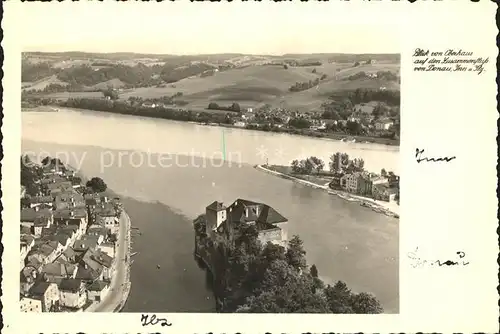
[22,52,400,112]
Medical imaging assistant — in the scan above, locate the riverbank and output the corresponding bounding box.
[23,104,399,147]
[256,164,399,218]
[85,210,132,312]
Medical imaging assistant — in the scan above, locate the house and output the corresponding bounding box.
[142,102,156,108]
[87,225,108,243]
[233,121,246,128]
[340,172,361,193]
[27,242,59,265]
[58,278,87,309]
[20,296,42,312]
[372,183,398,202]
[28,281,60,312]
[374,118,394,131]
[56,247,78,264]
[41,262,78,284]
[53,208,88,237]
[34,217,52,237]
[90,250,114,280]
[97,242,115,258]
[21,207,53,228]
[357,174,388,197]
[21,234,35,269]
[87,280,110,303]
[20,266,39,295]
[55,193,85,210]
[29,196,54,208]
[205,199,288,248]
[73,237,99,254]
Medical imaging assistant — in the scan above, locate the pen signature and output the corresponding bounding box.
[415,148,456,163]
[140,314,172,327]
[407,247,469,268]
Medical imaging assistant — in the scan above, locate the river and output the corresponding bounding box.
[22,108,399,313]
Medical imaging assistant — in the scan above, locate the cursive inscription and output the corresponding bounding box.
[407,247,469,268]
[140,314,172,327]
[415,148,456,163]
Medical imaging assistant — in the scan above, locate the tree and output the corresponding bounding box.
[310,264,318,278]
[381,168,387,177]
[230,103,241,112]
[208,102,220,110]
[102,87,119,100]
[86,177,107,193]
[286,235,307,271]
[291,160,301,173]
[324,281,354,313]
[283,64,288,69]
[308,156,325,173]
[312,68,317,74]
[350,292,383,314]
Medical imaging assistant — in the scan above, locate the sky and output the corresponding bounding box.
[16,2,400,55]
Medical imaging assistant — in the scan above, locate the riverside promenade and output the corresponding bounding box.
[86,210,132,312]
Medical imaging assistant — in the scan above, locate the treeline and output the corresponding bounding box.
[207,102,241,112]
[345,70,399,82]
[21,156,43,197]
[289,78,320,92]
[21,61,59,82]
[330,88,400,106]
[193,215,384,313]
[25,62,218,89]
[61,98,233,125]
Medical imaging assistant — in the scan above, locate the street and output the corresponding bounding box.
[90,210,131,312]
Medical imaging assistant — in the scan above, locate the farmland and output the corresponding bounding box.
[22,52,400,112]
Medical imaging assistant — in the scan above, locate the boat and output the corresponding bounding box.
[131,252,139,257]
[157,264,161,269]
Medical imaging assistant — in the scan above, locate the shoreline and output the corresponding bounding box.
[23,105,400,147]
[85,210,132,312]
[255,164,399,218]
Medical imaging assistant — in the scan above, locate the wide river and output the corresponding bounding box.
[22,108,399,313]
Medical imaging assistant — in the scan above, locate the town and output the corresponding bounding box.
[20,156,131,312]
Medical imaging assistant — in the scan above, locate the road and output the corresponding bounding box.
[90,210,131,312]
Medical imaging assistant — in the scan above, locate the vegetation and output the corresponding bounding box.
[207,102,241,113]
[21,155,42,196]
[289,78,320,92]
[291,156,325,174]
[86,177,108,193]
[21,61,59,82]
[193,216,383,313]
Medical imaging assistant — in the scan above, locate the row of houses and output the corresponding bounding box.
[330,171,399,202]
[20,165,122,312]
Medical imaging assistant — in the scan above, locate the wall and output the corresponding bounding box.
[20,297,42,312]
[60,290,87,309]
[258,228,282,245]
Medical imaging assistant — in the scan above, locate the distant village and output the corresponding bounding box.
[20,157,124,312]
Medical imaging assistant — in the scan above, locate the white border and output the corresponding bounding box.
[3,1,498,333]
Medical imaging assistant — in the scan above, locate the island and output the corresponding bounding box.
[257,151,400,218]
[20,155,131,312]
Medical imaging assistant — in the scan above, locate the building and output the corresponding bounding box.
[58,278,87,309]
[21,234,35,269]
[87,280,110,303]
[340,173,361,193]
[357,174,388,197]
[205,199,288,248]
[374,119,394,131]
[27,282,60,312]
[20,296,42,312]
[40,262,78,284]
[372,183,398,202]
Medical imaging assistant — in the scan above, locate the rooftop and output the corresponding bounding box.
[58,278,83,293]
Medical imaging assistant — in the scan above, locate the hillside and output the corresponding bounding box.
[22,52,400,111]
